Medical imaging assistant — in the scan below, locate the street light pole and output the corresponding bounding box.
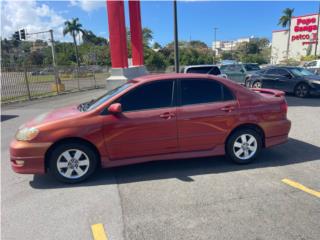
[173,0,179,73]
[213,27,218,63]
[315,2,320,57]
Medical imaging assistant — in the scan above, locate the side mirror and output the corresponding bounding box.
[108,103,122,114]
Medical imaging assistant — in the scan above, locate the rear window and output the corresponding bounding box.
[186,67,212,74]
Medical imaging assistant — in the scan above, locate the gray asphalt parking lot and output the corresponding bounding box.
[1,89,319,240]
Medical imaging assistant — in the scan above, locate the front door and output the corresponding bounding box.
[102,80,178,160]
[177,78,238,152]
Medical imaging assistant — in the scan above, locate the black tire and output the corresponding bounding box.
[226,129,262,164]
[294,83,309,98]
[252,81,262,88]
[48,142,98,183]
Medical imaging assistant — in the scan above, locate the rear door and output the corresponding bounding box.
[177,78,238,152]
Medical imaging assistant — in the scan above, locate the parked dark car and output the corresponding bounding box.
[246,67,320,97]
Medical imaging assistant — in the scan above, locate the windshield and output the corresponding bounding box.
[290,68,315,77]
[78,82,133,112]
[244,64,260,71]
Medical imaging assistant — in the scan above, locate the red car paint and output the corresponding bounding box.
[10,73,291,174]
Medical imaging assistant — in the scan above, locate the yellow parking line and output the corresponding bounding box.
[91,223,108,240]
[282,178,320,198]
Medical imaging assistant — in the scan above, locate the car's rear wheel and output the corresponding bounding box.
[226,129,262,164]
[49,142,98,183]
[252,81,262,88]
[294,83,309,98]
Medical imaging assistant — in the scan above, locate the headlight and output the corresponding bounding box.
[16,127,39,141]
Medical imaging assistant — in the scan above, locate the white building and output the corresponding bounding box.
[271,13,320,64]
[212,36,256,55]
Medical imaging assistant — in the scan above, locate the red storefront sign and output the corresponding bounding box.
[291,16,318,44]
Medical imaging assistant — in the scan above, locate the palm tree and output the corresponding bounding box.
[278,8,294,60]
[63,18,85,67]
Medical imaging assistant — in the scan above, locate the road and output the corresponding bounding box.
[1,90,320,240]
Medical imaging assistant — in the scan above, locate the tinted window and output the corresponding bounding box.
[265,68,279,75]
[209,66,221,75]
[181,79,233,105]
[244,64,260,71]
[276,69,290,76]
[119,80,174,112]
[186,67,212,74]
[221,64,242,72]
[307,61,317,67]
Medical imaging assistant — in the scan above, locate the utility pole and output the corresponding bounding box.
[49,29,61,85]
[315,2,320,57]
[213,27,218,63]
[173,0,179,73]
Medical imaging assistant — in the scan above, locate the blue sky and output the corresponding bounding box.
[2,1,319,46]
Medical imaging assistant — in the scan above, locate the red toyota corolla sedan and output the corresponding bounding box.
[10,73,291,183]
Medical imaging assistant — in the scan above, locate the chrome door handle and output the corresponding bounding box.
[160,112,175,119]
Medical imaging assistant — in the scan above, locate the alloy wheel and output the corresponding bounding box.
[233,134,257,160]
[57,149,90,179]
[295,84,308,98]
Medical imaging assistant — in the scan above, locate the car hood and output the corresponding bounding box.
[22,105,81,128]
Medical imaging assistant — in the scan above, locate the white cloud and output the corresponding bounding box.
[1,0,68,42]
[69,0,105,12]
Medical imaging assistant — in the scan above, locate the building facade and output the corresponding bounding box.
[212,36,256,55]
[271,13,320,64]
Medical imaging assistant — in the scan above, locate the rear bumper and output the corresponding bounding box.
[10,140,52,174]
[264,119,291,148]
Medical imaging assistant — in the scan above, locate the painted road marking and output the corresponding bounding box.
[282,178,320,198]
[91,223,108,240]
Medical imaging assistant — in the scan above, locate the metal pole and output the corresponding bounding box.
[315,2,320,57]
[23,64,31,100]
[173,0,179,73]
[214,27,218,63]
[49,29,61,90]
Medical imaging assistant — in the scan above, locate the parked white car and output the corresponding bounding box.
[181,65,228,78]
[303,60,320,74]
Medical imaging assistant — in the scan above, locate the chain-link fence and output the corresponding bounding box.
[1,64,109,104]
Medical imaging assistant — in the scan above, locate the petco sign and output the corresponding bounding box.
[291,15,318,45]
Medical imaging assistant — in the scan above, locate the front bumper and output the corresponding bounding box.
[10,140,52,174]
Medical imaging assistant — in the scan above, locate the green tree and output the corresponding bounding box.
[278,8,294,60]
[63,18,85,67]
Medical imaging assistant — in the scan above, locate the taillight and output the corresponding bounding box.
[280,101,288,114]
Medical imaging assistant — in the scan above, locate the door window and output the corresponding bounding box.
[118,80,175,112]
[180,79,234,106]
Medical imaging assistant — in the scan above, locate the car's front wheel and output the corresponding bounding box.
[226,129,262,164]
[49,142,98,183]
